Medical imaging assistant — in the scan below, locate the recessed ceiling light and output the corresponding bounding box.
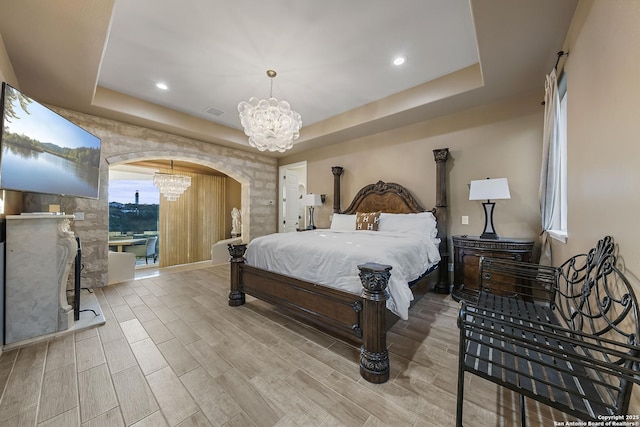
[393,56,407,66]
[155,82,169,90]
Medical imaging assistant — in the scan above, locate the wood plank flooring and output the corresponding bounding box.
[0,263,637,426]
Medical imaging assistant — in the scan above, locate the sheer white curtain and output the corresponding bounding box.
[539,69,561,265]
[159,172,226,267]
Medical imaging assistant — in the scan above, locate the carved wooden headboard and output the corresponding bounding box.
[330,148,450,293]
[340,181,431,215]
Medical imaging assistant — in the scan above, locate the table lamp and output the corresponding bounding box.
[469,178,510,239]
[303,194,323,230]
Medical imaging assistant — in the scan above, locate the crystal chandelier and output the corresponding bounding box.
[153,161,192,201]
[238,69,302,152]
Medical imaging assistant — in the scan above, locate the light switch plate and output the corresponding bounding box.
[462,215,469,225]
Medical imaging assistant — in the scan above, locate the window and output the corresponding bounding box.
[548,73,568,242]
[108,170,159,239]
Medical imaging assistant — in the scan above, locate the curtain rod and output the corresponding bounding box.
[553,50,569,70]
[541,51,570,105]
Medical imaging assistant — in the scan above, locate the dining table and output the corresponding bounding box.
[108,237,147,252]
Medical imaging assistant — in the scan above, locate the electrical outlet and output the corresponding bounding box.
[462,215,469,225]
[74,212,85,220]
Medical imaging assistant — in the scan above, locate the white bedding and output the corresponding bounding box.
[245,229,441,320]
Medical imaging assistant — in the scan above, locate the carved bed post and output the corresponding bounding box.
[358,262,391,383]
[228,244,247,306]
[332,166,343,213]
[433,148,450,294]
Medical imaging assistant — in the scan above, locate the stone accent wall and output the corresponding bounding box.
[24,107,277,288]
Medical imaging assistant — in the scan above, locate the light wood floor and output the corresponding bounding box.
[0,264,597,426]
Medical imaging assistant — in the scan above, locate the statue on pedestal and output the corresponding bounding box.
[231,207,241,237]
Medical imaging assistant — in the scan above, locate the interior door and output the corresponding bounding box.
[284,170,300,232]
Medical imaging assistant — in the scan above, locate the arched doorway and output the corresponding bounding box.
[108,158,242,268]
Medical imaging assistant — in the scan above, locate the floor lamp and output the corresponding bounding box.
[303,194,323,230]
[469,178,511,239]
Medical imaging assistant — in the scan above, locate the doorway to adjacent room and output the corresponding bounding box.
[278,161,307,233]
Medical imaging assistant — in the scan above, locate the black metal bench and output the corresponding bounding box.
[456,236,640,426]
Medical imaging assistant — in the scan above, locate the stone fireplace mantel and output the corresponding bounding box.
[5,214,79,345]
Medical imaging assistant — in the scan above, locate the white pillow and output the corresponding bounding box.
[378,212,438,237]
[330,214,356,231]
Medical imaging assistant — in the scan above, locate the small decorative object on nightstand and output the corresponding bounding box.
[452,235,535,302]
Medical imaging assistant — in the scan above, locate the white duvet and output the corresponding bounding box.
[245,230,441,320]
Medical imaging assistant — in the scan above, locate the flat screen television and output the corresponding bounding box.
[0,82,101,199]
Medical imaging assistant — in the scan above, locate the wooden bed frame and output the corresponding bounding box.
[228,148,450,383]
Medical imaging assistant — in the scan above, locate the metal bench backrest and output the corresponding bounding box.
[552,236,640,413]
[552,236,638,338]
[478,257,558,303]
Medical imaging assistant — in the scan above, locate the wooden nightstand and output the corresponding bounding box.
[452,235,536,302]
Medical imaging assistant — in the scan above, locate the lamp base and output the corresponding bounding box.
[307,206,316,230]
[479,231,499,240]
[480,201,499,240]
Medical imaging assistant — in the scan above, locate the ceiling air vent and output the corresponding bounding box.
[204,106,224,117]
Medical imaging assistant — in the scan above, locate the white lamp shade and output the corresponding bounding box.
[302,193,323,207]
[469,178,511,201]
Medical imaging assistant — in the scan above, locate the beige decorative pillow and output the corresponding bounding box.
[355,211,381,231]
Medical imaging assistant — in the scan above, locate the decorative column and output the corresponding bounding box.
[331,166,343,213]
[433,148,451,294]
[358,262,391,383]
[228,243,247,306]
[57,218,77,330]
